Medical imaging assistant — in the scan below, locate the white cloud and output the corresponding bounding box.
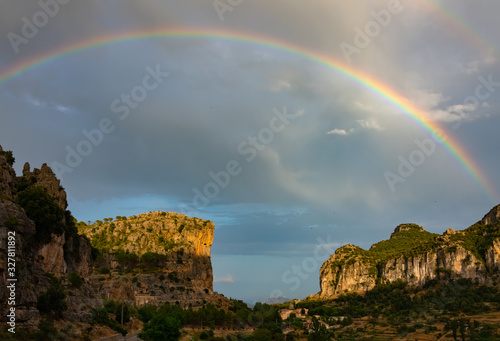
[214,274,234,283]
[269,79,292,92]
[327,128,352,136]
[327,119,382,136]
[356,119,383,131]
[459,60,480,75]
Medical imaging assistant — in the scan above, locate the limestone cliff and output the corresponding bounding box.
[319,210,500,298]
[0,145,229,333]
[78,212,227,309]
[0,146,94,329]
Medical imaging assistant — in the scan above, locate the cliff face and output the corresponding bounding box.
[319,210,500,298]
[0,147,94,328]
[79,211,215,292]
[78,211,227,309]
[319,245,377,297]
[0,146,227,332]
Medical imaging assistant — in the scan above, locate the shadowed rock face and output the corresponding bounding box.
[319,205,500,298]
[22,162,68,211]
[0,146,94,328]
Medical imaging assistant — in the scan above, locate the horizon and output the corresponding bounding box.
[1,1,499,304]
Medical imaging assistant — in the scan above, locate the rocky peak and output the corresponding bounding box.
[318,205,500,299]
[390,223,424,238]
[0,145,16,199]
[444,228,456,235]
[22,162,67,210]
[482,204,500,226]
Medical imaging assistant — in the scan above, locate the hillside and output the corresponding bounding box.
[319,206,500,297]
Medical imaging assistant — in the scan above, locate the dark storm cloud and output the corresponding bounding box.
[1,0,499,302]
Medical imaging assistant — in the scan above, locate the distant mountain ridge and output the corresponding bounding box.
[318,205,500,298]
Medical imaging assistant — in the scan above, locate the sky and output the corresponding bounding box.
[0,1,499,304]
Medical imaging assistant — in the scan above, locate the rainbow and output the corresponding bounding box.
[0,28,497,202]
[422,0,497,55]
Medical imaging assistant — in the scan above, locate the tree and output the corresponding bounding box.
[0,149,15,166]
[68,272,84,289]
[459,318,466,341]
[139,313,182,341]
[451,319,458,341]
[308,316,331,341]
[36,274,67,317]
[138,305,157,323]
[115,302,130,324]
[252,328,272,341]
[17,186,65,243]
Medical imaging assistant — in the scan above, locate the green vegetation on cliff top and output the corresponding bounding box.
[328,219,500,275]
[77,211,212,255]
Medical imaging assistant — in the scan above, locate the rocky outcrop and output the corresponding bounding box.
[486,239,500,273]
[0,146,94,329]
[79,211,224,307]
[0,146,16,199]
[23,162,67,210]
[35,233,67,273]
[0,145,229,334]
[319,205,500,298]
[380,245,486,286]
[482,205,500,225]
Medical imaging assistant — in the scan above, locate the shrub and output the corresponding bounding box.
[140,314,182,341]
[18,186,65,244]
[30,318,60,340]
[115,303,131,324]
[104,299,120,313]
[138,305,157,323]
[4,215,18,229]
[98,267,111,275]
[89,307,127,336]
[68,272,84,289]
[37,274,67,317]
[0,150,15,166]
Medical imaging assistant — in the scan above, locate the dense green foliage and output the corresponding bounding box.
[294,279,500,339]
[36,274,67,318]
[17,186,65,243]
[140,314,182,341]
[68,272,84,289]
[0,149,15,166]
[450,219,500,263]
[89,306,127,336]
[137,300,283,335]
[369,225,439,262]
[327,226,441,282]
[77,212,210,254]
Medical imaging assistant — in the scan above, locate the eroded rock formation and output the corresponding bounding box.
[319,210,500,298]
